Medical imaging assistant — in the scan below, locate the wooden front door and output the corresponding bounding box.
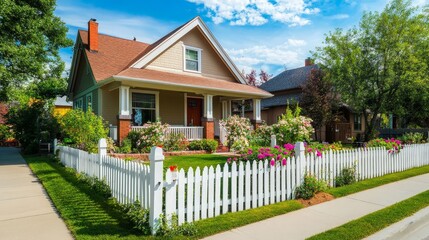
[187,98,203,126]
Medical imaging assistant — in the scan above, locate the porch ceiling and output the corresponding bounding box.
[108,68,273,98]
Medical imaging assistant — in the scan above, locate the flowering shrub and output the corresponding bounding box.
[367,138,402,153]
[250,123,273,147]
[220,115,252,153]
[133,121,169,153]
[228,143,295,166]
[305,142,343,157]
[163,133,188,152]
[272,106,314,145]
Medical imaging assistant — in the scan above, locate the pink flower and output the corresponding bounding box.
[257,154,264,160]
[270,159,275,167]
[276,154,282,160]
[316,150,322,157]
[227,158,231,163]
[284,143,294,151]
[247,149,253,155]
[282,158,287,166]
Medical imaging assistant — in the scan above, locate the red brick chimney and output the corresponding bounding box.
[88,18,98,52]
[305,57,313,66]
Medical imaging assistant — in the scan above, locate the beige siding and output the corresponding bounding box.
[213,96,222,120]
[159,90,185,125]
[101,88,119,126]
[262,106,286,125]
[148,28,237,82]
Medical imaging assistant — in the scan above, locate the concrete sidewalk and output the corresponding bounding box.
[205,173,429,240]
[0,147,73,240]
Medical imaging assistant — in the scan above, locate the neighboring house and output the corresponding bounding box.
[53,96,73,116]
[67,17,272,142]
[259,59,365,143]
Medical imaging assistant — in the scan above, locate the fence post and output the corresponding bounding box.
[53,138,58,154]
[98,138,107,179]
[149,146,164,235]
[270,135,277,148]
[294,142,306,185]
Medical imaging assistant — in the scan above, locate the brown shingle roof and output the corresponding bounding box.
[79,30,149,81]
[116,68,272,97]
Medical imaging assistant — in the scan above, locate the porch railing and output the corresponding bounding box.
[132,126,204,141]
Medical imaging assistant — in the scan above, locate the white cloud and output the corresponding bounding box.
[187,0,319,26]
[413,0,429,7]
[226,40,307,74]
[55,4,172,44]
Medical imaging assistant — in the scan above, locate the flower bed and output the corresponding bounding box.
[367,138,402,153]
[110,150,208,161]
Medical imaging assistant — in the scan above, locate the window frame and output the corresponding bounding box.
[183,45,202,73]
[130,89,159,126]
[86,93,93,111]
[74,98,83,110]
[354,113,362,131]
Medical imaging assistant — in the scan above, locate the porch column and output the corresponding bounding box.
[117,86,131,143]
[252,98,262,130]
[202,94,214,139]
[221,100,229,119]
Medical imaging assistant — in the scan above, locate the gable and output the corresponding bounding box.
[73,53,96,97]
[147,27,237,82]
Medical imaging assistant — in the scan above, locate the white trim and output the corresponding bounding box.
[183,45,202,73]
[253,99,261,121]
[86,92,93,111]
[203,94,213,119]
[184,93,187,126]
[112,75,272,98]
[129,16,247,85]
[74,97,83,109]
[129,89,160,122]
[119,86,130,116]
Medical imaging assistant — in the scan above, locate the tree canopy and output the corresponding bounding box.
[314,0,429,139]
[0,0,72,101]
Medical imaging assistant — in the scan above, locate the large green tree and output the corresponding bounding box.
[0,0,72,101]
[314,0,429,140]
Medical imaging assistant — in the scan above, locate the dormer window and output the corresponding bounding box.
[184,46,201,73]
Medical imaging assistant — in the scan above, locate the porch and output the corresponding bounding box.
[103,84,266,143]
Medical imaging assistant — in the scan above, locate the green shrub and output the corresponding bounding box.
[399,132,425,144]
[335,165,357,187]
[188,139,218,153]
[7,101,60,153]
[157,214,197,237]
[118,138,132,153]
[122,201,151,235]
[125,131,142,152]
[0,124,13,142]
[60,109,108,153]
[163,133,188,152]
[250,123,273,147]
[272,105,314,145]
[76,173,112,199]
[295,174,328,200]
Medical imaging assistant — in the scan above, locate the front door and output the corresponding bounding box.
[187,98,203,126]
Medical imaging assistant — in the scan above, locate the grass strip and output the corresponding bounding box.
[327,165,429,197]
[191,200,303,239]
[24,155,148,240]
[308,190,429,240]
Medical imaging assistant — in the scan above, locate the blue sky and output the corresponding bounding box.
[56,0,428,76]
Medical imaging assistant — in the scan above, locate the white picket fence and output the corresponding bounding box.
[57,141,429,234]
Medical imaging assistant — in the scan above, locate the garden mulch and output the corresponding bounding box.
[204,173,429,240]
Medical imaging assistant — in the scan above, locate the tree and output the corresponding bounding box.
[300,69,337,141]
[314,0,429,140]
[245,69,272,86]
[0,0,73,101]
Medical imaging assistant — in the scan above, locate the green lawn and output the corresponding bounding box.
[308,190,429,240]
[327,165,429,197]
[24,155,151,240]
[163,154,230,171]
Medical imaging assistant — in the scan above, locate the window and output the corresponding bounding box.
[132,93,156,126]
[74,98,83,109]
[354,114,361,131]
[184,46,201,72]
[86,93,92,111]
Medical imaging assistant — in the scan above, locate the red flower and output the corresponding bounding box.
[169,165,178,172]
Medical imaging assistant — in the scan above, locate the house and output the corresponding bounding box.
[259,58,365,143]
[53,96,73,116]
[67,17,272,142]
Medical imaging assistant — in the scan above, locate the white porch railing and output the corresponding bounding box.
[132,126,204,141]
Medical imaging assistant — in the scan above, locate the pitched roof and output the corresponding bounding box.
[115,68,272,98]
[261,93,300,108]
[54,96,72,107]
[259,65,319,92]
[78,30,150,81]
